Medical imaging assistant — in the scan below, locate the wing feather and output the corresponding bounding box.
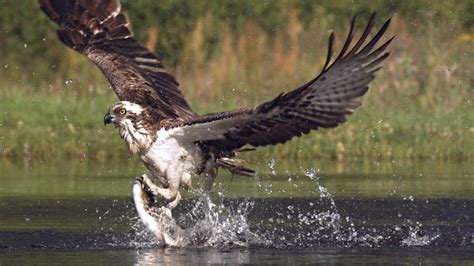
[176,15,393,152]
[39,0,195,119]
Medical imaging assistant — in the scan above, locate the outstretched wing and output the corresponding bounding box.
[176,15,393,152]
[39,0,195,119]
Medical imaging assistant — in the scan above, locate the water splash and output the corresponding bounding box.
[128,191,264,248]
[400,220,440,246]
[188,196,263,247]
[129,218,160,249]
[126,168,444,249]
[254,168,441,249]
[268,158,277,176]
[305,168,355,244]
[256,159,276,195]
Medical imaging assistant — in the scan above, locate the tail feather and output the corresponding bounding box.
[216,158,255,177]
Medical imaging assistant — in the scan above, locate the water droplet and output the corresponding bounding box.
[268,158,276,175]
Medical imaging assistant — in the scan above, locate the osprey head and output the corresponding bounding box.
[104,101,154,153]
[103,101,145,127]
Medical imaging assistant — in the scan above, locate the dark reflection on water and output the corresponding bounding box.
[0,160,473,263]
[2,247,474,265]
[0,199,474,251]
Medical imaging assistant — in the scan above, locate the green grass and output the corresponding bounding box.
[1,1,472,164]
[1,89,472,163]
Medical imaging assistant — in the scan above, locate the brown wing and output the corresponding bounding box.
[39,0,195,119]
[176,15,393,152]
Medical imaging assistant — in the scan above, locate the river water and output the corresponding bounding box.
[0,159,472,264]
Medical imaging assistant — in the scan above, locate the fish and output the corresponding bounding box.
[132,178,189,247]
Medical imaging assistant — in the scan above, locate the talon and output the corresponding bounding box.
[164,195,177,209]
[141,174,152,184]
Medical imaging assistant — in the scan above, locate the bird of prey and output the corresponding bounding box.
[39,0,393,211]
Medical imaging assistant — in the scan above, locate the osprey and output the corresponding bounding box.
[40,0,393,210]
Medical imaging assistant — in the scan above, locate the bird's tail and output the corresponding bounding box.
[39,0,131,53]
[216,158,255,177]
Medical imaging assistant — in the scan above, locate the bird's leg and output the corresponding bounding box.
[150,172,169,188]
[141,174,181,210]
[141,173,164,191]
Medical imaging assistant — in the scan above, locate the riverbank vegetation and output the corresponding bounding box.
[0,1,472,163]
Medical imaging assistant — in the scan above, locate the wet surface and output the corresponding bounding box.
[0,161,473,263]
[1,247,474,265]
[0,198,472,250]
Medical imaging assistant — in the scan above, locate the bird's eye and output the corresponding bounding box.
[119,108,127,115]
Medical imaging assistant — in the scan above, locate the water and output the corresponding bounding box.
[0,159,473,263]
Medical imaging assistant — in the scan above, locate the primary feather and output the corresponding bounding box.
[39,0,196,119]
[178,15,393,153]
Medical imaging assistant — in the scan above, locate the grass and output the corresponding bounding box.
[0,13,472,164]
[0,89,472,163]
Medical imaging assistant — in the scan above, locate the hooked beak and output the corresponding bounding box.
[103,112,115,126]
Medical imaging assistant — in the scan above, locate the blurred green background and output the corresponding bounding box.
[0,0,473,163]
